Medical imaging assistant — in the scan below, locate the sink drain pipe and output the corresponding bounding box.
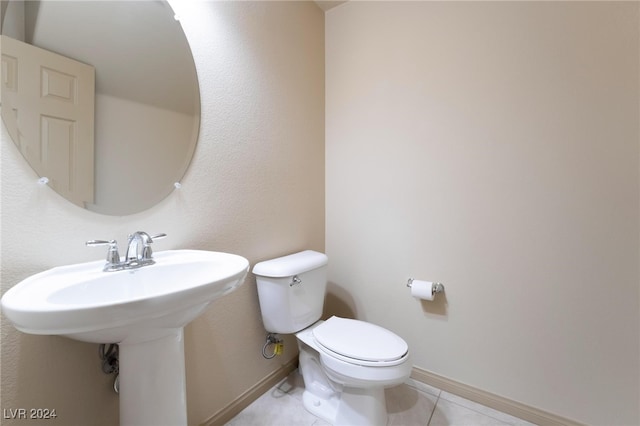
[99,343,120,393]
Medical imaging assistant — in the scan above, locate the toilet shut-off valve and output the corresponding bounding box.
[262,333,284,359]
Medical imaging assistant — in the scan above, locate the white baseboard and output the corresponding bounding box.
[201,360,298,426]
[411,367,586,426]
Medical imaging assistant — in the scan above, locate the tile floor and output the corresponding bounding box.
[226,370,536,426]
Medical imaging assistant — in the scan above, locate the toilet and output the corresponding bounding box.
[253,250,412,426]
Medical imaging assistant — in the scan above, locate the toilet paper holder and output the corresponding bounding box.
[407,278,444,296]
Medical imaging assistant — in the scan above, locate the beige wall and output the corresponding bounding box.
[326,2,639,425]
[0,2,324,425]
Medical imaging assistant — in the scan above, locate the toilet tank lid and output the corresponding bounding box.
[252,250,328,277]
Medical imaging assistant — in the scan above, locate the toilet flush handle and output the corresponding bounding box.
[290,275,302,287]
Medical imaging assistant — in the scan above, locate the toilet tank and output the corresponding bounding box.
[253,250,328,334]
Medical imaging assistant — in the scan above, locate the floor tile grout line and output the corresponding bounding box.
[426,393,440,426]
[404,381,442,400]
[438,396,518,425]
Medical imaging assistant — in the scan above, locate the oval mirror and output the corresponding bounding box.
[1,0,200,215]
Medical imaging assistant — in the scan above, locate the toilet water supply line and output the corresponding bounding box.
[262,333,284,359]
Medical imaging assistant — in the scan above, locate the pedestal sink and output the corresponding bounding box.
[1,249,249,426]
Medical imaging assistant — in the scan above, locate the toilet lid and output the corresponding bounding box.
[312,316,408,363]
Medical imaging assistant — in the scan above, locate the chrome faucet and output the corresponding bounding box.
[124,231,167,267]
[87,232,166,271]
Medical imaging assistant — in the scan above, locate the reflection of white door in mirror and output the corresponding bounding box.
[1,35,95,208]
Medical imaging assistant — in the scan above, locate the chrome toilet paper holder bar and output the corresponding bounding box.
[407,278,444,296]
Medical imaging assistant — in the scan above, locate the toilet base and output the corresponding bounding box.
[302,389,339,424]
[302,386,388,426]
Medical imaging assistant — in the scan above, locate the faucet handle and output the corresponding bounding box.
[141,233,167,261]
[86,239,121,268]
[86,239,118,251]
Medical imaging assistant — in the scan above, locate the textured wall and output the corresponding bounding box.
[326,2,639,424]
[0,2,324,425]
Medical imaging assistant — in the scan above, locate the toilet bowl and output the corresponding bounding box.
[296,318,411,425]
[253,251,412,426]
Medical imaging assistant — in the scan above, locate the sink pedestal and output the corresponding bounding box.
[119,328,187,426]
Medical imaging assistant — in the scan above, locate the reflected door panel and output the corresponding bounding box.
[1,35,95,207]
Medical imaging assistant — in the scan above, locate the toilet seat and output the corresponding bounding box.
[312,316,409,367]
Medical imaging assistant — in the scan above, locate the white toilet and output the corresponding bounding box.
[253,250,412,426]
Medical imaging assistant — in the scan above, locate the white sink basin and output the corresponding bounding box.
[1,249,249,426]
[1,249,249,343]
